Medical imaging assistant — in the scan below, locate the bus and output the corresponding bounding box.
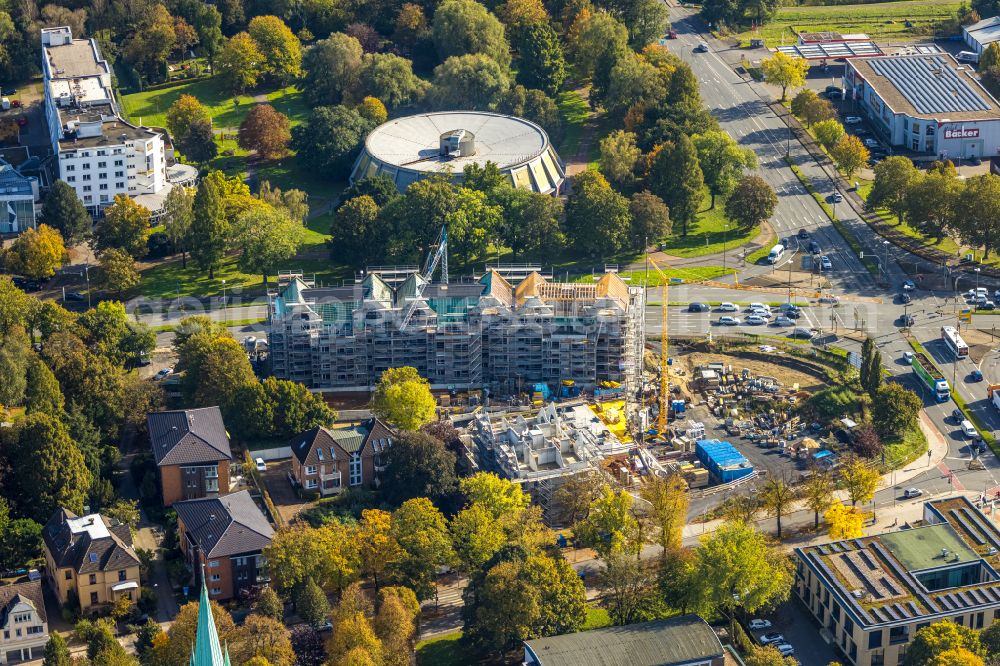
[767,244,785,265]
[942,326,969,358]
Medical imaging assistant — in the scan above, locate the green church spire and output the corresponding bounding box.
[190,565,227,666]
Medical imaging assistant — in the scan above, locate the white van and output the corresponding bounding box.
[961,419,977,438]
[767,244,785,264]
[957,51,980,64]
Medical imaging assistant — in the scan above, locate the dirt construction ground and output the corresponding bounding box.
[677,351,829,392]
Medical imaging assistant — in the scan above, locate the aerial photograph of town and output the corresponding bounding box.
[6,0,1000,663]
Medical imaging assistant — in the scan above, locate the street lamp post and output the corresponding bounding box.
[722,225,728,274]
[883,240,890,285]
[220,279,227,322]
[975,267,981,294]
[84,265,91,309]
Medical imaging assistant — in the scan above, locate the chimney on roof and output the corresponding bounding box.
[941,548,949,557]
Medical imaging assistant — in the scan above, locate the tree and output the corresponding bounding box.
[746,646,800,666]
[238,104,291,160]
[358,509,402,591]
[93,196,151,258]
[648,136,704,236]
[640,474,687,554]
[802,472,834,529]
[761,51,807,101]
[97,248,139,295]
[295,577,330,627]
[790,88,818,119]
[374,588,418,666]
[432,0,511,70]
[802,95,836,127]
[869,156,918,224]
[497,85,563,142]
[691,521,793,617]
[189,173,229,279]
[217,32,264,94]
[904,621,985,666]
[725,175,777,232]
[831,134,869,179]
[928,649,986,666]
[123,5,176,81]
[391,498,454,600]
[180,119,219,165]
[955,173,1000,259]
[824,501,864,540]
[516,22,565,96]
[357,97,388,126]
[370,366,436,431]
[442,187,502,260]
[629,190,671,248]
[258,182,309,223]
[719,494,761,524]
[564,169,631,255]
[904,170,962,241]
[25,357,64,416]
[162,185,195,268]
[43,633,72,666]
[429,53,510,111]
[449,503,506,572]
[4,224,67,279]
[155,599,236,666]
[4,412,92,521]
[253,587,284,621]
[759,477,797,539]
[840,455,881,506]
[980,622,1000,661]
[233,206,303,286]
[872,382,922,439]
[693,130,759,207]
[566,9,629,82]
[813,119,845,151]
[265,524,358,597]
[39,180,91,244]
[177,331,257,408]
[248,15,302,83]
[166,95,211,149]
[576,486,643,560]
[595,553,664,626]
[382,431,457,506]
[292,105,374,177]
[229,613,295,666]
[461,472,531,518]
[357,53,428,110]
[332,195,390,265]
[301,33,362,106]
[598,130,641,188]
[327,585,382,665]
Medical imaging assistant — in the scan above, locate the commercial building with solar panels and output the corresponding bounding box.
[843,53,1000,158]
[350,111,565,194]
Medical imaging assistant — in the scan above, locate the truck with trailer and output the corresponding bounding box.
[911,352,950,402]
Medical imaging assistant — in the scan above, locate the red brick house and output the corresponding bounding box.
[289,418,394,496]
[147,407,233,507]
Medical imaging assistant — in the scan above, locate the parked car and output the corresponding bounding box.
[863,138,881,149]
[748,619,773,630]
[776,643,795,657]
[255,457,267,471]
[790,327,815,339]
[820,255,832,270]
[845,116,863,124]
[668,29,678,38]
[774,315,795,326]
[901,313,915,327]
[746,314,767,325]
[903,488,923,499]
[719,316,741,326]
[759,633,785,646]
[748,302,771,313]
[898,292,912,304]
[969,157,983,166]
[718,302,738,312]
[825,85,843,96]
[978,301,996,311]
[854,127,871,136]
[688,302,709,312]
[65,291,85,301]
[154,367,173,380]
[808,240,821,254]
[784,309,801,319]
[903,351,915,362]
[902,280,915,291]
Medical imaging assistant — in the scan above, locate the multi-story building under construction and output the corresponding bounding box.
[267,269,645,398]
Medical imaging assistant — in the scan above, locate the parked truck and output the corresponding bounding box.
[988,384,1000,411]
[911,352,950,402]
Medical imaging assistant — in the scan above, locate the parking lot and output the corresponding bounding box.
[746,598,840,666]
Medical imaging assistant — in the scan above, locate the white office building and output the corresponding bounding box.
[40,27,189,217]
[843,53,1000,158]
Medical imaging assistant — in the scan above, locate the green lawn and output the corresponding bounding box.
[557,89,591,158]
[574,265,734,286]
[120,79,309,130]
[583,605,613,630]
[883,425,929,470]
[730,0,962,47]
[656,190,758,258]
[857,177,964,257]
[416,632,468,666]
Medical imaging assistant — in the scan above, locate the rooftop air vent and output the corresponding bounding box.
[439,129,476,158]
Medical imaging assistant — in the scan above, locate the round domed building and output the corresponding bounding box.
[350,111,565,195]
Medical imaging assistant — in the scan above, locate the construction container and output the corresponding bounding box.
[695,439,753,483]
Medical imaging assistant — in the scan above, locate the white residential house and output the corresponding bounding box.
[0,579,48,665]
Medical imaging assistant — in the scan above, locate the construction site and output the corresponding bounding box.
[267,229,646,400]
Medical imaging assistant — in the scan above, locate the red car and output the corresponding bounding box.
[668,29,678,38]
[16,116,27,127]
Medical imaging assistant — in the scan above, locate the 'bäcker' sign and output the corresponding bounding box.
[943,127,980,139]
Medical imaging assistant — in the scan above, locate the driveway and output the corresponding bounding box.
[261,458,311,524]
[749,598,840,666]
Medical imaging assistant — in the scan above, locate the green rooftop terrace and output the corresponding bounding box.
[880,523,981,572]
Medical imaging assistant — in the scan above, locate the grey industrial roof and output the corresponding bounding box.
[776,41,881,60]
[147,407,233,466]
[44,39,108,79]
[849,54,1000,121]
[0,579,47,625]
[965,16,1000,45]
[363,111,549,173]
[173,490,274,558]
[42,508,139,574]
[523,615,723,666]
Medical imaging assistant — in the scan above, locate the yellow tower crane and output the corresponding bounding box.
[646,255,671,436]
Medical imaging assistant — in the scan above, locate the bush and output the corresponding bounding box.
[138,587,158,614]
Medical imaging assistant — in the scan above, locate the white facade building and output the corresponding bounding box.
[0,580,48,665]
[843,53,1000,158]
[41,27,175,216]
